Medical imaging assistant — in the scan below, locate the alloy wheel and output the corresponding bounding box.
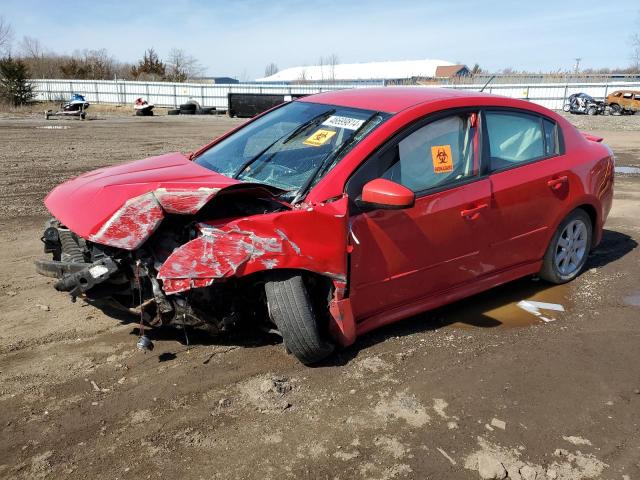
[554,219,588,276]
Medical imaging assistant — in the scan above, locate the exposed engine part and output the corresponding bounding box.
[58,228,86,263]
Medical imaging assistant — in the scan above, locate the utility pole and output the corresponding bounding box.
[573,58,581,74]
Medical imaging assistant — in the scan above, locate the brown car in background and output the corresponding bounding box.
[606,90,640,115]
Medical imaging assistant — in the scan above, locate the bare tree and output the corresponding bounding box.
[297,68,308,83]
[0,16,12,54]
[629,12,640,70]
[18,36,44,59]
[327,53,339,82]
[264,62,278,77]
[632,34,640,70]
[166,48,203,82]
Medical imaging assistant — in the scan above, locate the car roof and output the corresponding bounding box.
[299,87,499,113]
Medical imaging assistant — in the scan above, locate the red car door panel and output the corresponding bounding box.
[487,157,571,270]
[349,178,493,321]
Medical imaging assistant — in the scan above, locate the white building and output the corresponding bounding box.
[256,59,458,82]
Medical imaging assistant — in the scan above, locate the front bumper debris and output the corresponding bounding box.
[50,257,119,299]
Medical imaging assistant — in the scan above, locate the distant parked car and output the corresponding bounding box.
[37,88,615,364]
[606,90,640,115]
[562,93,605,116]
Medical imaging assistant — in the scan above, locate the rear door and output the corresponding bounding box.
[345,110,494,320]
[482,109,569,271]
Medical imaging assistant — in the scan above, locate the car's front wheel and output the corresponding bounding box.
[264,272,335,365]
[539,209,592,284]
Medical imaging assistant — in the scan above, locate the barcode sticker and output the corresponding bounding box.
[322,115,365,130]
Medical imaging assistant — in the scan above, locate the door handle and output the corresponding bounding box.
[460,203,488,220]
[547,175,568,190]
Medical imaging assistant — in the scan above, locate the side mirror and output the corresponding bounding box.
[357,178,415,210]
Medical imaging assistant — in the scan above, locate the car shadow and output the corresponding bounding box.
[89,228,636,365]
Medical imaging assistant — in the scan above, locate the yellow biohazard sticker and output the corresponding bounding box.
[303,129,336,147]
[431,145,453,173]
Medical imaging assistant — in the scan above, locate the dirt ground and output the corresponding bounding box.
[0,109,638,480]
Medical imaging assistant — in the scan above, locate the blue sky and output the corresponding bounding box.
[2,0,639,79]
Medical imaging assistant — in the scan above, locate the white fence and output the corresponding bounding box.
[29,79,381,111]
[29,78,640,111]
[446,81,640,110]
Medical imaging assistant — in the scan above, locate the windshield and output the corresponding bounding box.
[194,101,389,200]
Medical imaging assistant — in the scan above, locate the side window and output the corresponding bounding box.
[634,94,640,101]
[380,113,478,192]
[623,92,633,99]
[485,111,545,170]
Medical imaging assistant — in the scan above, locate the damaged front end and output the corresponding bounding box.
[36,171,353,343]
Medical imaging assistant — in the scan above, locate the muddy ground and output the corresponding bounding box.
[0,110,638,480]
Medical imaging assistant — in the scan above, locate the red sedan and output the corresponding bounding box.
[37,88,615,364]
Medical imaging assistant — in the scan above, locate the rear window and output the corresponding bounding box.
[485,111,544,169]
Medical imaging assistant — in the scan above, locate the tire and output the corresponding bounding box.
[264,272,335,364]
[562,103,571,112]
[609,104,622,116]
[197,107,215,115]
[180,109,195,115]
[587,106,597,116]
[167,109,180,115]
[539,209,592,284]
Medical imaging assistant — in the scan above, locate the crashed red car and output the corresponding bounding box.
[37,88,614,364]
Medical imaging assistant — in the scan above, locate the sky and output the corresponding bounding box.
[1,0,639,79]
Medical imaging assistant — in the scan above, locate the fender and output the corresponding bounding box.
[157,196,357,346]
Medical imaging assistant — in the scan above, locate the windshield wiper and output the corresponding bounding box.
[281,109,336,144]
[232,138,281,179]
[233,108,336,180]
[291,112,381,204]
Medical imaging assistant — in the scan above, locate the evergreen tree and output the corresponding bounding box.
[0,56,35,106]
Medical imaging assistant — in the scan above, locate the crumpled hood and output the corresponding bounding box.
[45,152,283,249]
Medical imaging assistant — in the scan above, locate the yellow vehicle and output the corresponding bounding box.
[606,90,640,115]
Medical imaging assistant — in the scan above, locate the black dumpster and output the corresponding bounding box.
[227,93,308,118]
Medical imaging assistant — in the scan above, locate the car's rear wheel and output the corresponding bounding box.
[264,272,335,365]
[539,209,592,284]
[587,106,597,116]
[562,103,571,112]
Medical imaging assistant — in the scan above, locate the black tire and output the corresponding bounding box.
[167,109,180,115]
[609,104,622,116]
[539,209,592,284]
[197,107,215,115]
[587,106,597,116]
[264,272,335,364]
[562,103,571,112]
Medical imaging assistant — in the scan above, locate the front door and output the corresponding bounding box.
[345,110,493,321]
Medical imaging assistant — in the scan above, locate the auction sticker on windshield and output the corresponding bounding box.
[304,129,337,147]
[322,115,365,131]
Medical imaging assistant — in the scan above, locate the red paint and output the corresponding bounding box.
[158,197,349,293]
[43,88,614,347]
